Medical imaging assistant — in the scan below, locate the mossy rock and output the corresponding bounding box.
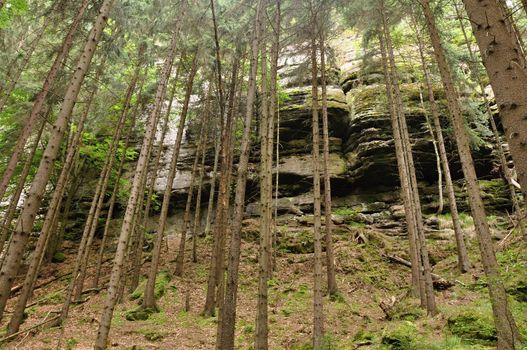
[143,330,167,341]
[278,229,313,254]
[447,310,497,344]
[381,321,419,349]
[130,271,171,304]
[125,307,157,321]
[390,299,424,321]
[51,252,66,263]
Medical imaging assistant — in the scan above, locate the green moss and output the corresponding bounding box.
[130,271,171,304]
[125,307,157,321]
[40,290,64,305]
[381,321,419,349]
[51,252,66,263]
[390,299,424,321]
[143,330,167,341]
[65,338,78,350]
[447,309,497,344]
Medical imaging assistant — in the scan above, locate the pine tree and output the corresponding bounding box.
[420,0,522,346]
[0,0,117,320]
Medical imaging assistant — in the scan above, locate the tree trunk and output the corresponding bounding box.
[453,2,525,239]
[93,106,140,289]
[142,52,197,310]
[0,0,116,321]
[422,0,523,347]
[255,25,271,350]
[461,0,527,203]
[0,114,46,261]
[384,8,437,315]
[128,64,180,294]
[218,3,263,347]
[93,8,186,348]
[0,0,90,202]
[73,50,138,301]
[204,128,220,237]
[174,105,209,277]
[411,13,471,273]
[6,96,89,335]
[319,28,338,297]
[379,29,422,300]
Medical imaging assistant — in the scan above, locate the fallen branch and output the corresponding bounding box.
[383,254,454,290]
[10,272,70,297]
[0,314,60,343]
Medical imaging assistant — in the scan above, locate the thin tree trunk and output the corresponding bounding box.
[383,7,436,315]
[73,51,137,301]
[141,52,198,310]
[93,108,139,289]
[422,0,522,347]
[174,107,209,276]
[94,6,186,344]
[319,28,338,296]
[0,115,46,261]
[7,99,88,335]
[310,30,325,349]
[204,128,220,237]
[0,0,116,321]
[203,0,236,317]
[218,3,263,347]
[128,66,180,293]
[191,109,211,263]
[255,26,271,350]
[411,13,471,273]
[379,30,422,300]
[0,0,90,202]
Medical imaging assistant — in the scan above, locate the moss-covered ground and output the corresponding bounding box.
[1,212,526,349]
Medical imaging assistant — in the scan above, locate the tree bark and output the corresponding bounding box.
[319,28,338,297]
[6,93,89,335]
[142,52,198,310]
[461,0,527,204]
[93,5,186,346]
[422,0,522,347]
[218,4,263,348]
[411,15,471,273]
[174,103,209,277]
[0,0,116,321]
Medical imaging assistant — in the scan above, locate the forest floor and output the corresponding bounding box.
[1,212,526,349]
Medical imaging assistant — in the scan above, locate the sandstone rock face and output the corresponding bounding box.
[152,35,509,219]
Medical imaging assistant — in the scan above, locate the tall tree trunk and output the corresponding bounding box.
[128,65,181,294]
[6,98,89,335]
[422,0,522,347]
[383,7,436,315]
[174,105,209,276]
[0,115,46,261]
[379,30,422,300]
[73,51,138,301]
[141,52,198,310]
[0,0,115,321]
[0,0,90,202]
[461,0,527,202]
[93,11,186,348]
[310,31,325,349]
[203,0,239,317]
[411,12,471,273]
[255,25,271,350]
[218,3,264,348]
[453,2,525,238]
[204,128,220,237]
[319,28,338,296]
